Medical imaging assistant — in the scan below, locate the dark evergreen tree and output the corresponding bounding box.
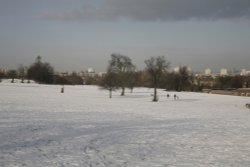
[231,75,244,88]
[215,76,232,89]
[7,70,17,83]
[27,56,54,84]
[177,66,191,91]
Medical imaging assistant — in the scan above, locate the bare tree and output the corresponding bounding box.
[145,56,170,102]
[126,71,137,93]
[18,64,26,83]
[177,66,190,91]
[109,53,135,96]
[99,67,119,98]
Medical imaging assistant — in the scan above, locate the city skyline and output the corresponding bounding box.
[1,0,250,72]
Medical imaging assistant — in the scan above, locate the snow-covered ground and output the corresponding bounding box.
[1,81,250,167]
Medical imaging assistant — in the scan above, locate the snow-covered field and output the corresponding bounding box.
[1,81,250,167]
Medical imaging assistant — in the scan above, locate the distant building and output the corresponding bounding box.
[187,67,192,75]
[78,71,85,77]
[0,68,7,74]
[87,68,96,77]
[205,68,212,76]
[220,68,228,76]
[240,69,247,76]
[58,72,69,77]
[173,66,192,75]
[87,68,95,73]
[173,67,180,73]
[97,72,106,77]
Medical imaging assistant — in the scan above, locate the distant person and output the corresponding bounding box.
[167,94,170,99]
[61,86,64,93]
[174,94,179,100]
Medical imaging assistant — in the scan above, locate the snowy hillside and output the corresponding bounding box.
[1,82,250,167]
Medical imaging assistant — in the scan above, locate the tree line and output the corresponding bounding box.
[1,54,249,101]
[98,54,202,101]
[99,54,250,101]
[0,56,83,85]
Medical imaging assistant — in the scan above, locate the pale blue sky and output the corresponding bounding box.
[1,0,250,72]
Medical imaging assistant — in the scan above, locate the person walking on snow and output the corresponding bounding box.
[174,94,179,100]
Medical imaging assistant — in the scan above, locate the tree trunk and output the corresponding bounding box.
[153,76,158,102]
[109,88,112,98]
[121,87,125,96]
[153,87,158,102]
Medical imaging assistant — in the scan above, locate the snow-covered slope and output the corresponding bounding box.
[1,83,250,166]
